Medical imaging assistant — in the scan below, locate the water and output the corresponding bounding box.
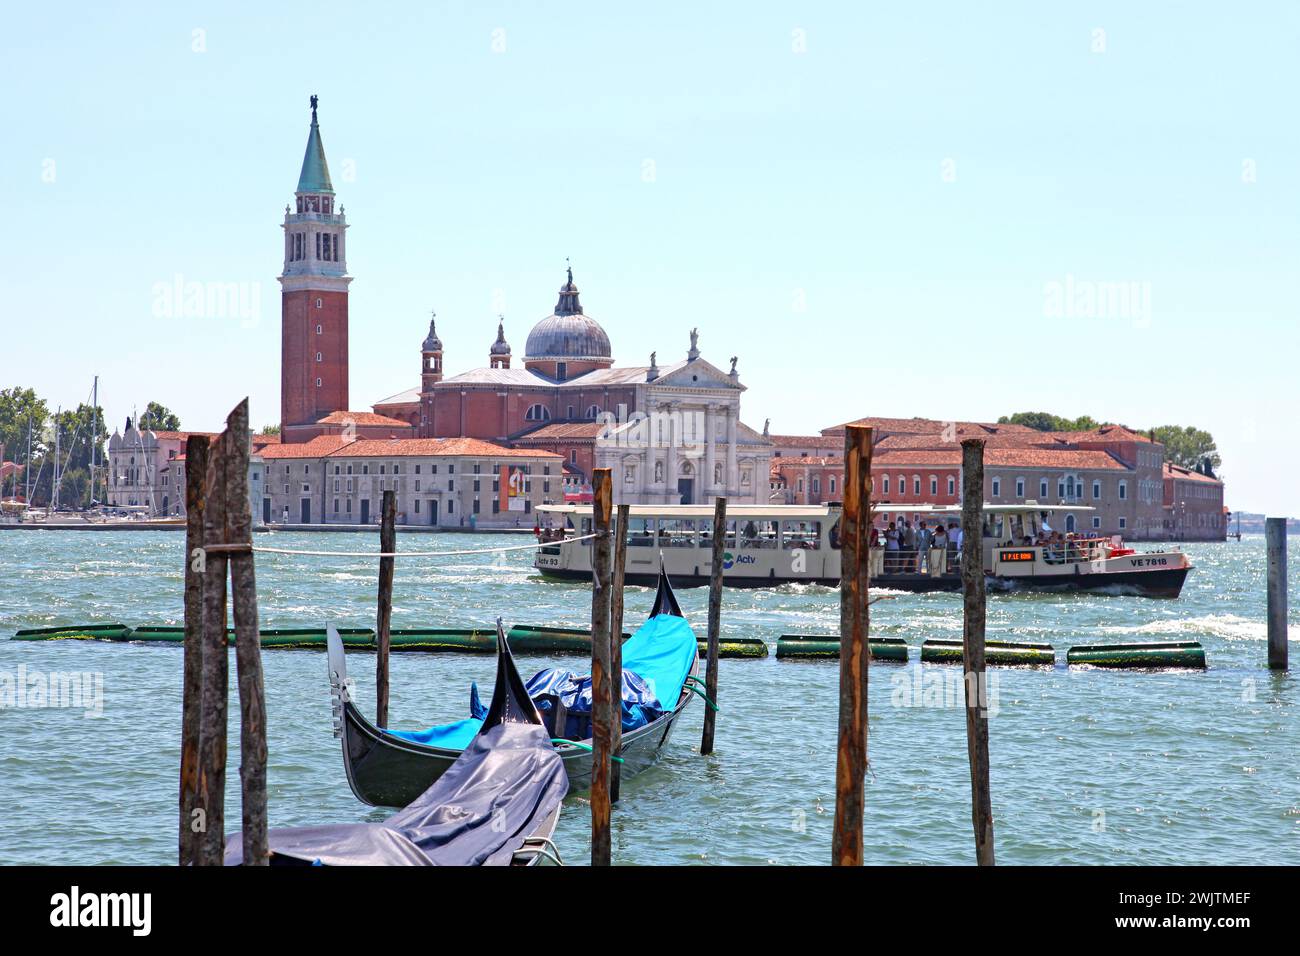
[0,530,1296,865]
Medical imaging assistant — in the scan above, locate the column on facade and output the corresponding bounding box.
[664,402,678,504]
[703,402,717,497]
[725,403,738,496]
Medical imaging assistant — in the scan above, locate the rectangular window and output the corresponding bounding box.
[992,478,1001,497]
[415,480,421,492]
[882,475,890,494]
[316,352,322,362]
[929,477,937,495]
[1093,480,1101,500]
[414,499,420,514]
[1040,478,1048,498]
[1015,478,1024,498]
[448,500,454,515]
[913,478,920,495]
[473,498,481,514]
[333,499,339,514]
[448,479,455,492]
[1119,517,1127,529]
[1092,516,1101,529]
[1119,483,1127,500]
[315,233,321,259]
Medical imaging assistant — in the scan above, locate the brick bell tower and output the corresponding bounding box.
[280,94,350,442]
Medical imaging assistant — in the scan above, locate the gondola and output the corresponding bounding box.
[225,620,567,866]
[331,567,699,809]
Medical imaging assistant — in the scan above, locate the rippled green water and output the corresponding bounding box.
[1,530,1296,865]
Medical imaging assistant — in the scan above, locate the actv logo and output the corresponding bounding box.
[49,886,151,936]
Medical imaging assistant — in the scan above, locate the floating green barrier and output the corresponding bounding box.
[775,634,908,662]
[507,624,768,658]
[1067,640,1206,669]
[255,627,374,649]
[389,627,496,653]
[921,639,1055,667]
[507,624,631,653]
[11,623,132,642]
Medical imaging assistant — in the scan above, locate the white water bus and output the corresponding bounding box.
[532,502,1193,598]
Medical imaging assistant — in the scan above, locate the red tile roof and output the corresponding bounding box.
[769,434,843,449]
[986,448,1127,470]
[1044,425,1155,444]
[325,438,560,459]
[258,436,352,459]
[150,430,219,441]
[314,411,413,428]
[515,423,607,441]
[771,455,842,467]
[823,416,1035,437]
[1164,462,1222,484]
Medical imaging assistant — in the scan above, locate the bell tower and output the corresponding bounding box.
[280,94,350,441]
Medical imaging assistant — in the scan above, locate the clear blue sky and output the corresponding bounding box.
[2,2,1296,513]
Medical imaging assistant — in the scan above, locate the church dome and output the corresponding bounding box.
[524,268,612,362]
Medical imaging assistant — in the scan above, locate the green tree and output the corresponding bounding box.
[138,401,181,432]
[1151,425,1220,471]
[259,423,281,436]
[0,387,50,468]
[997,411,1105,432]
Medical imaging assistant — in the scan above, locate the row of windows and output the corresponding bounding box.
[288,231,342,263]
[877,474,958,497]
[525,404,603,423]
[278,461,551,477]
[990,475,1128,502]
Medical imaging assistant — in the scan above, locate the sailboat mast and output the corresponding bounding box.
[91,375,99,507]
[53,406,60,511]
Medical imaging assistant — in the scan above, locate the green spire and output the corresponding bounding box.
[296,94,334,195]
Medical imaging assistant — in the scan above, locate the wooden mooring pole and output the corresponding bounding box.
[187,399,268,865]
[225,400,267,865]
[960,438,995,866]
[589,468,614,866]
[610,502,629,802]
[1266,517,1288,670]
[179,434,209,866]
[701,496,726,755]
[832,425,871,865]
[376,489,396,727]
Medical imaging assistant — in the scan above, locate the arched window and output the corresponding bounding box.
[585,405,601,420]
[525,404,551,422]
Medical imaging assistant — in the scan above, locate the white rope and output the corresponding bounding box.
[250,532,598,559]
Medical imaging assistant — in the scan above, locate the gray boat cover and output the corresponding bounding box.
[224,622,568,866]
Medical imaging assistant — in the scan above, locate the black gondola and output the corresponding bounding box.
[331,568,699,809]
[224,620,568,866]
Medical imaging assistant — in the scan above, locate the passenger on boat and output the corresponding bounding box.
[915,521,931,573]
[885,522,900,573]
[929,523,948,575]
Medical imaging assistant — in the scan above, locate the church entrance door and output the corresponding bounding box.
[677,478,694,505]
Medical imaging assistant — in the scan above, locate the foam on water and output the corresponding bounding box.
[0,531,1297,865]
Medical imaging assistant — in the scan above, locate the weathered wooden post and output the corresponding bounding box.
[589,468,614,866]
[610,502,629,802]
[376,489,396,726]
[190,400,268,866]
[960,437,995,866]
[1266,517,1288,670]
[832,425,871,866]
[179,434,209,866]
[224,399,267,866]
[701,496,726,755]
[195,425,231,866]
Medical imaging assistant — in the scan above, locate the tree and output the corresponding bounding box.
[998,411,1106,432]
[0,387,50,467]
[138,401,181,432]
[1151,425,1220,471]
[259,423,281,436]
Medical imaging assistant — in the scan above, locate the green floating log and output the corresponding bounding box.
[775,634,908,662]
[257,627,374,649]
[11,623,132,642]
[921,639,1055,667]
[1067,640,1206,669]
[507,624,768,658]
[389,627,496,653]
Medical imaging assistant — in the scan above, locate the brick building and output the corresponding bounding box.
[771,416,1226,541]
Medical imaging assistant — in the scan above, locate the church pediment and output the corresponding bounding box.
[650,358,742,391]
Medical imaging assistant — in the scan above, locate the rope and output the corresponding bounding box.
[551,739,625,763]
[682,680,720,712]
[250,532,598,559]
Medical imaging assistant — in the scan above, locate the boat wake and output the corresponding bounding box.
[1098,614,1298,643]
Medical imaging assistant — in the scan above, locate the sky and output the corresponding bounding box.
[1,2,1297,513]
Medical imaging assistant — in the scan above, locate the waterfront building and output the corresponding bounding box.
[771,418,1226,541]
[106,419,217,515]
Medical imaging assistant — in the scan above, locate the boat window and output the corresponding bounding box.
[829,518,842,549]
[658,518,696,548]
[981,514,1004,539]
[580,517,593,545]
[626,516,656,547]
[782,520,821,550]
[1010,514,1026,543]
[698,518,736,551]
[738,518,778,549]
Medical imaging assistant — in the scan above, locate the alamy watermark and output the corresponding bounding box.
[151,273,261,329]
[1043,274,1151,328]
[0,665,104,718]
